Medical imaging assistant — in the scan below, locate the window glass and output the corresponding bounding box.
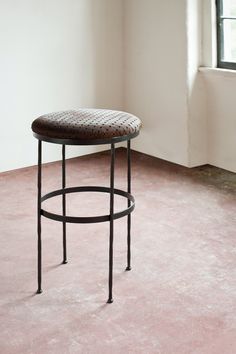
[222,0,236,16]
[217,0,236,68]
[222,19,236,62]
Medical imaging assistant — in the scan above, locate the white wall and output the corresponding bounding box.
[200,69,236,173]
[124,0,236,173]
[201,0,236,173]
[186,0,207,167]
[1,0,235,173]
[0,0,123,172]
[123,0,208,168]
[124,0,189,167]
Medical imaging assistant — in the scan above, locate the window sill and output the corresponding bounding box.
[199,66,236,78]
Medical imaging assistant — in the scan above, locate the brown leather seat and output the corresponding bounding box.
[32,109,142,141]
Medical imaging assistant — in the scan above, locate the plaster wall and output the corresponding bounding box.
[0,0,124,172]
[124,0,189,167]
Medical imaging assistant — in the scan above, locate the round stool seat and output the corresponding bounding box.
[32,109,141,144]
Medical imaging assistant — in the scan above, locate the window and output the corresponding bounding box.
[217,0,236,69]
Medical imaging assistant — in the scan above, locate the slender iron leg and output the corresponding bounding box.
[62,145,67,264]
[126,140,132,271]
[37,140,42,294]
[107,143,115,303]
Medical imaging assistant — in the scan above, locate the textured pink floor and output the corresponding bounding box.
[0,148,236,354]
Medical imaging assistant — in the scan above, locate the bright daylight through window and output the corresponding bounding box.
[217,0,236,69]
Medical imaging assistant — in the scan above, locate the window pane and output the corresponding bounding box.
[222,19,236,62]
[222,0,236,16]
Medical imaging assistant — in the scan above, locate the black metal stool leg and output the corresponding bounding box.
[62,145,67,264]
[107,143,115,303]
[126,140,132,271]
[37,140,42,294]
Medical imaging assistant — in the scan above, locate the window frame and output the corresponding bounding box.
[216,0,236,70]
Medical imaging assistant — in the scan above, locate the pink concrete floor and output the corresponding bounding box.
[0,148,236,354]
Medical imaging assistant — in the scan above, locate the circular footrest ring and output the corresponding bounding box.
[41,186,135,224]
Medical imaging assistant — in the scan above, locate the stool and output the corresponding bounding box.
[31,109,142,303]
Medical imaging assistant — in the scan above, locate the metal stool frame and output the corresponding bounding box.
[34,131,139,303]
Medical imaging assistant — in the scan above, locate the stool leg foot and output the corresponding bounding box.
[125,266,132,271]
[108,143,115,303]
[62,223,67,264]
[126,140,132,271]
[37,140,42,294]
[62,145,67,264]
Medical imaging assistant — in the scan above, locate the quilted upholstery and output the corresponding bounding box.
[32,109,142,141]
